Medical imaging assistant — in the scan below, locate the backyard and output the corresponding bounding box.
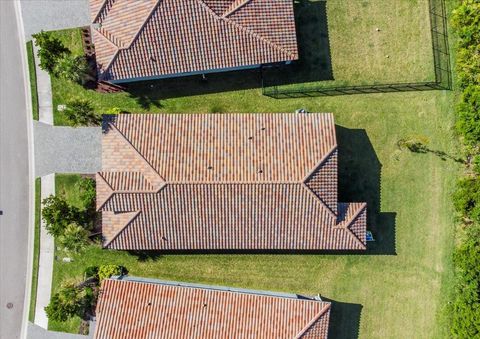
[45,0,459,338]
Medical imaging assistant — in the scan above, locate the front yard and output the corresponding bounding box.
[46,0,458,338]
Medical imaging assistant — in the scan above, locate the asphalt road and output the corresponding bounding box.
[0,1,33,338]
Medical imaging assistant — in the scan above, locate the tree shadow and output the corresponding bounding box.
[336,126,396,255]
[262,0,334,86]
[127,250,163,262]
[323,297,363,339]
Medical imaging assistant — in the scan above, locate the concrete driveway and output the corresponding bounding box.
[20,0,90,38]
[34,122,101,177]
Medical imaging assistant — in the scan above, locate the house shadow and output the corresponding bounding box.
[336,125,396,255]
[124,68,263,106]
[262,0,334,87]
[322,297,363,339]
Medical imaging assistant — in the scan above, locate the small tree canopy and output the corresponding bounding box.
[41,195,80,237]
[53,55,90,84]
[64,98,101,126]
[45,283,85,322]
[32,30,70,73]
[57,223,89,254]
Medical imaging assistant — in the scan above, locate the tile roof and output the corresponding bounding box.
[89,0,298,82]
[97,113,367,251]
[94,277,331,339]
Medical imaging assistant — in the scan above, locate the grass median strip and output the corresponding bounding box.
[26,41,39,121]
[28,178,41,322]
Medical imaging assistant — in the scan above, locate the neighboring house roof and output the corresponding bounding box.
[89,0,299,82]
[94,276,331,339]
[96,113,367,251]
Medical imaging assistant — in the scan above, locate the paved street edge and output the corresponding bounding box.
[14,1,36,338]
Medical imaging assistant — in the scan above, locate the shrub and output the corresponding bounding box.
[84,266,99,279]
[53,55,90,84]
[105,107,122,115]
[45,283,85,322]
[451,225,480,337]
[57,223,90,254]
[456,85,480,145]
[41,195,79,237]
[64,98,100,126]
[32,30,70,73]
[76,177,96,211]
[98,264,128,282]
[453,177,480,223]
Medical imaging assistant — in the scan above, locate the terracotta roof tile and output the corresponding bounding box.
[97,113,367,251]
[94,278,331,339]
[90,0,298,81]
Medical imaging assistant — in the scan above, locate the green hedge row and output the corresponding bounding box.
[450,0,480,337]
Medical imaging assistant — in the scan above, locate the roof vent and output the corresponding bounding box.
[207,166,213,170]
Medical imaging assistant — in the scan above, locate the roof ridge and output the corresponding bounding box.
[303,145,337,182]
[294,303,331,338]
[108,122,166,183]
[103,210,141,248]
[92,0,110,24]
[100,171,166,193]
[96,172,115,211]
[222,0,251,17]
[301,182,337,219]
[100,0,161,78]
[197,0,295,60]
[335,203,367,249]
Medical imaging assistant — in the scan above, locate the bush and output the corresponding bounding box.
[41,195,80,237]
[451,225,480,337]
[84,266,99,279]
[76,177,96,211]
[98,264,128,282]
[32,30,70,73]
[64,98,100,126]
[456,85,480,146]
[453,177,480,223]
[45,283,85,322]
[53,55,90,84]
[57,223,90,254]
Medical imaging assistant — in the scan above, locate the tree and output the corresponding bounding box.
[57,223,89,254]
[45,283,85,322]
[98,264,128,282]
[32,30,70,73]
[64,98,101,126]
[42,195,79,237]
[53,55,90,84]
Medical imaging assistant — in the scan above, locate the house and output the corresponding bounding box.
[96,113,367,251]
[89,0,298,83]
[93,276,331,338]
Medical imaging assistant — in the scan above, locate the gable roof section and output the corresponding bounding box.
[94,277,331,339]
[89,0,298,81]
[97,113,367,251]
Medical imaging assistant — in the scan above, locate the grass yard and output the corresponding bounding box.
[28,178,41,322]
[48,0,458,337]
[26,41,39,120]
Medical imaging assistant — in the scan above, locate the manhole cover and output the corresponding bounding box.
[6,302,13,309]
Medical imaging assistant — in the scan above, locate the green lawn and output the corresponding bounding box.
[26,41,39,120]
[28,178,41,322]
[48,0,458,337]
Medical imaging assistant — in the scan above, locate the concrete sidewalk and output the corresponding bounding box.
[32,42,53,125]
[34,174,55,329]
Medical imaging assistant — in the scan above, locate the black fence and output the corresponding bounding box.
[262,0,451,98]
